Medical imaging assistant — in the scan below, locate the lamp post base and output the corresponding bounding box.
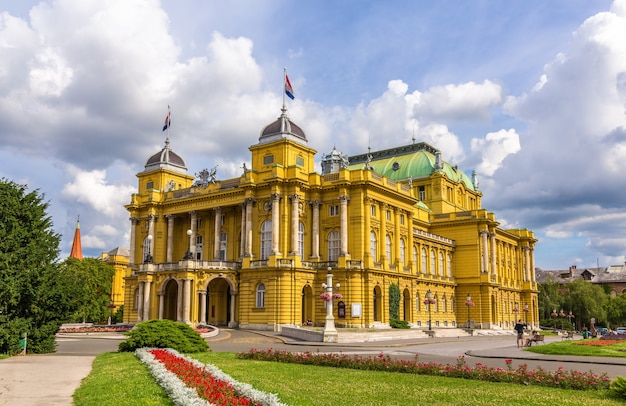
[323,315,338,342]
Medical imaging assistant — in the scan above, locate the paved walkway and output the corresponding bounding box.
[1,331,625,405]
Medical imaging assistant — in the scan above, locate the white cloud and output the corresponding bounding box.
[470,129,520,177]
[60,166,135,218]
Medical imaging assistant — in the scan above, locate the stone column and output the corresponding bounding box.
[214,207,222,259]
[183,279,191,323]
[407,212,415,273]
[177,280,183,321]
[339,195,350,256]
[199,290,207,324]
[364,199,371,262]
[147,214,156,261]
[142,280,151,321]
[310,200,321,259]
[137,282,144,322]
[166,214,175,262]
[189,211,197,257]
[380,203,388,266]
[480,230,489,273]
[240,203,246,258]
[244,198,254,256]
[158,292,164,320]
[271,193,281,255]
[394,208,401,267]
[490,232,497,277]
[229,291,237,327]
[289,194,300,256]
[129,217,139,265]
[530,248,536,282]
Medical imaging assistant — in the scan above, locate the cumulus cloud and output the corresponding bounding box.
[470,129,520,177]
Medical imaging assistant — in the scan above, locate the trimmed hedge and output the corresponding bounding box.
[118,319,209,353]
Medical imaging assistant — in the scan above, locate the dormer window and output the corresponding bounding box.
[264,155,274,165]
[146,181,154,190]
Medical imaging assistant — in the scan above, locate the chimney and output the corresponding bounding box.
[569,265,576,277]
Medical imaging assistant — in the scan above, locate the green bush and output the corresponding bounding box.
[389,318,410,329]
[118,320,209,353]
[610,376,626,399]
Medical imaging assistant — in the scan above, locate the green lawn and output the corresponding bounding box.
[527,337,626,357]
[74,351,624,406]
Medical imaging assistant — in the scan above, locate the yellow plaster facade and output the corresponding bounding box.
[121,108,538,331]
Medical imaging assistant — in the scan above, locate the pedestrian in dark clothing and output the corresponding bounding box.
[514,320,526,348]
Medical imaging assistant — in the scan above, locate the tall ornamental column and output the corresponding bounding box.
[289,194,300,256]
[380,203,388,266]
[166,214,175,262]
[271,193,281,255]
[394,208,401,268]
[129,217,139,265]
[407,212,415,273]
[213,207,222,259]
[245,198,253,256]
[199,290,207,324]
[183,279,191,323]
[147,214,156,260]
[531,248,536,282]
[480,230,489,273]
[177,280,183,321]
[490,232,497,277]
[158,293,164,320]
[137,282,144,322]
[229,291,237,327]
[142,281,151,321]
[189,211,197,256]
[240,203,246,258]
[363,199,371,262]
[310,200,321,259]
[339,195,350,256]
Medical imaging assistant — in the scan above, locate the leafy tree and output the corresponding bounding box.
[389,283,400,321]
[0,179,61,354]
[606,294,626,329]
[56,257,115,323]
[537,280,564,326]
[563,279,608,330]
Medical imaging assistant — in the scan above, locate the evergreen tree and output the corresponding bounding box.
[0,179,61,354]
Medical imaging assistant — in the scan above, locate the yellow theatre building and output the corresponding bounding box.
[122,106,538,332]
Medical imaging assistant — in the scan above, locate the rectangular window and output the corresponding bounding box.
[196,219,202,229]
[386,210,391,221]
[400,214,405,225]
[329,205,339,216]
[256,290,265,308]
[220,232,227,261]
[146,181,154,190]
[371,205,376,216]
[419,186,425,201]
[263,155,274,165]
[296,156,304,166]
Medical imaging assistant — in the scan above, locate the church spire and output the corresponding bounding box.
[69,217,83,260]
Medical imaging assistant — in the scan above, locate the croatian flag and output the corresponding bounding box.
[285,75,295,100]
[162,112,171,131]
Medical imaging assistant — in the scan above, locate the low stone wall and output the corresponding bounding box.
[280,326,324,342]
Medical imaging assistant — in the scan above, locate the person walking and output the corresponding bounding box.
[514,319,526,348]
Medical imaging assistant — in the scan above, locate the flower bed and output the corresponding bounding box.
[136,348,286,406]
[237,349,612,391]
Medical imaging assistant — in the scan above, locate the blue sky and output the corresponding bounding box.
[0,0,625,270]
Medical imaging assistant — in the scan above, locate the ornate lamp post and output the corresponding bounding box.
[183,229,193,260]
[424,289,436,332]
[567,311,574,330]
[321,267,338,342]
[551,309,558,331]
[144,234,153,263]
[523,303,529,325]
[465,293,475,330]
[559,309,566,330]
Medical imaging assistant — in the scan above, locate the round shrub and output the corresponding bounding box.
[118,319,209,353]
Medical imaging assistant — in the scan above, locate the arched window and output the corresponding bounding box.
[430,250,436,275]
[447,253,452,277]
[400,238,406,265]
[416,293,421,312]
[370,231,377,260]
[441,296,447,313]
[298,221,305,260]
[413,245,418,265]
[385,234,392,264]
[421,248,427,274]
[260,220,272,260]
[328,231,340,261]
[255,283,266,308]
[134,288,140,310]
[439,252,444,276]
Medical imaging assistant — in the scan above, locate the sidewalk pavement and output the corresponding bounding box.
[1,331,625,405]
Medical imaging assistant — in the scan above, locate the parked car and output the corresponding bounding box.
[616,327,626,334]
[595,327,608,336]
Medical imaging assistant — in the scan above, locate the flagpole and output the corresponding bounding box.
[282,68,287,110]
[167,105,171,139]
